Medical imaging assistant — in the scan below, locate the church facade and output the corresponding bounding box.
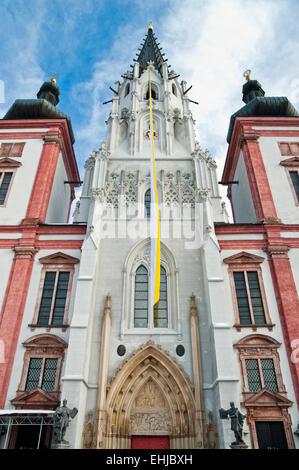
[0,25,298,450]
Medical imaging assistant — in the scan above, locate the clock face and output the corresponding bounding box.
[144,123,158,140]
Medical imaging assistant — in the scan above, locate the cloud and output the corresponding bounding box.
[1,0,298,222]
[156,0,299,217]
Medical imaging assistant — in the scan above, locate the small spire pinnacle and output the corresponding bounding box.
[134,24,166,77]
[243,69,251,81]
[148,21,153,31]
[51,73,58,84]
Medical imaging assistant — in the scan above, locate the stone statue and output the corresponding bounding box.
[219,402,246,447]
[53,399,78,445]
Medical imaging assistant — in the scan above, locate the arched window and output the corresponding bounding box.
[154,266,168,327]
[134,265,148,328]
[144,189,151,218]
[145,85,157,100]
[172,83,177,96]
[121,239,179,335]
[125,83,130,97]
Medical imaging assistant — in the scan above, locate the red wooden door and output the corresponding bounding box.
[131,435,170,449]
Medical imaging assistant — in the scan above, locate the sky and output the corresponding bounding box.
[1,0,299,219]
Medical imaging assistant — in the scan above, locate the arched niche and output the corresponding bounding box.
[120,238,179,334]
[104,341,197,448]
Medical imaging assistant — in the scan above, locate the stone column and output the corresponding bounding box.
[23,133,61,224]
[189,294,206,448]
[93,294,112,448]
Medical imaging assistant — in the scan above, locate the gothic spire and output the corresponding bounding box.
[135,23,166,77]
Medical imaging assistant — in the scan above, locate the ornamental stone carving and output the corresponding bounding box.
[163,172,179,206]
[181,173,195,206]
[122,172,138,205]
[105,173,120,208]
[84,155,95,170]
[133,244,167,269]
[82,411,94,449]
[130,411,172,434]
[133,379,166,410]
[91,188,106,202]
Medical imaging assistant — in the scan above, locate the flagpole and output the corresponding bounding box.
[148,64,160,310]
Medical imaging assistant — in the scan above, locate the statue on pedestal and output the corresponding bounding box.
[219,402,246,447]
[53,399,78,445]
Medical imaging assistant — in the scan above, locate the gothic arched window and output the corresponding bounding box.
[145,84,158,100]
[144,189,151,218]
[134,265,149,328]
[134,264,168,328]
[125,83,130,97]
[172,83,177,96]
[154,266,168,327]
[122,239,179,335]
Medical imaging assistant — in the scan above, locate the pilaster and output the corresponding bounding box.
[23,132,61,224]
[240,130,278,222]
[264,242,299,406]
[92,294,112,448]
[0,245,39,407]
[189,294,207,447]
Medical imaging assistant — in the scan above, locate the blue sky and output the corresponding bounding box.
[1,0,299,213]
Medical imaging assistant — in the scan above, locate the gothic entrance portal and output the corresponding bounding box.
[100,341,203,449]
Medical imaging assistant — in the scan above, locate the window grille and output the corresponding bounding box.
[154,266,168,327]
[134,265,149,328]
[246,358,278,393]
[41,359,58,392]
[25,358,43,391]
[246,359,262,392]
[144,189,151,218]
[261,358,278,392]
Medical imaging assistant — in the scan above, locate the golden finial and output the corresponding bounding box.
[243,69,251,81]
[148,21,153,30]
[50,73,58,84]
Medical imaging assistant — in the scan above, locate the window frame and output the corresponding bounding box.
[132,262,170,329]
[144,188,151,218]
[0,142,25,158]
[234,334,286,397]
[31,252,79,330]
[278,142,299,157]
[224,252,273,331]
[121,239,180,337]
[15,334,67,398]
[244,357,278,393]
[0,157,22,207]
[25,356,59,392]
[280,157,299,206]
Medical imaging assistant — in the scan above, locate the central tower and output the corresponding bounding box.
[63,24,230,450]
